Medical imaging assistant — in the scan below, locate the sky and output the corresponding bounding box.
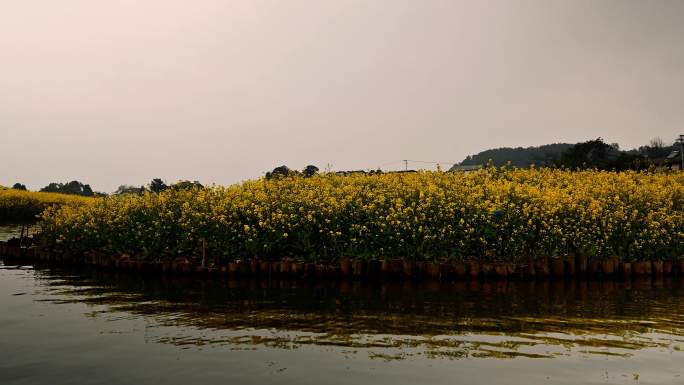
[1,0,683,193]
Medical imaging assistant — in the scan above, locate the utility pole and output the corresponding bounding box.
[403,160,408,171]
[679,134,684,171]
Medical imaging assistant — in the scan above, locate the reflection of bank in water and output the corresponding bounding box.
[0,222,38,242]
[18,263,684,361]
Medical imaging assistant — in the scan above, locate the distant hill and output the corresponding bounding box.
[459,143,574,167]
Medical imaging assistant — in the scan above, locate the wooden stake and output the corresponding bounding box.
[201,238,206,268]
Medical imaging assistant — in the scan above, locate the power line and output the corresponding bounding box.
[404,159,458,165]
[374,159,460,171]
[376,160,405,168]
[332,159,459,172]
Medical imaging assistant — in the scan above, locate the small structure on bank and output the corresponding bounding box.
[663,150,682,170]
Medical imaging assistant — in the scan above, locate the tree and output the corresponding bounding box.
[460,143,573,168]
[171,180,204,190]
[40,183,62,193]
[11,183,27,191]
[40,180,95,196]
[303,165,319,177]
[266,165,291,179]
[149,178,168,193]
[272,165,290,177]
[457,137,677,172]
[114,185,146,195]
[611,152,647,171]
[82,184,94,197]
[558,138,618,169]
[637,137,672,159]
[650,137,665,149]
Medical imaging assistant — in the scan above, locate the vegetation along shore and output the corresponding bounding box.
[2,168,683,280]
[0,186,92,221]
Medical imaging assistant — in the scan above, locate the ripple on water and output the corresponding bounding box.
[4,263,681,362]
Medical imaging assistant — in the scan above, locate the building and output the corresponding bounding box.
[665,150,682,170]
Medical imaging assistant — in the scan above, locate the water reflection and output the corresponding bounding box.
[20,264,684,360]
[0,223,37,242]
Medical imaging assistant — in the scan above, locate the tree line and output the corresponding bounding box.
[7,179,204,197]
[265,165,320,179]
[460,137,680,170]
[7,137,680,196]
[8,165,321,196]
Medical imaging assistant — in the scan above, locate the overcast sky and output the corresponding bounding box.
[1,0,683,192]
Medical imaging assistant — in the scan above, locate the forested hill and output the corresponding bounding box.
[459,143,574,167]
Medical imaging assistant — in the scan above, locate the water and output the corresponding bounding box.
[0,222,38,242]
[1,260,684,385]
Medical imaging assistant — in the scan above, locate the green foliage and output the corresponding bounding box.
[40,181,95,197]
[460,143,573,167]
[114,185,146,195]
[266,165,292,179]
[461,138,678,171]
[149,178,168,193]
[303,165,319,177]
[558,138,619,169]
[171,180,204,190]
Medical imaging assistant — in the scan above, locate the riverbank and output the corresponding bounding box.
[36,170,684,267]
[3,242,684,282]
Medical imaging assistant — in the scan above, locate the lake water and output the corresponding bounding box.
[0,222,37,242]
[2,259,684,385]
